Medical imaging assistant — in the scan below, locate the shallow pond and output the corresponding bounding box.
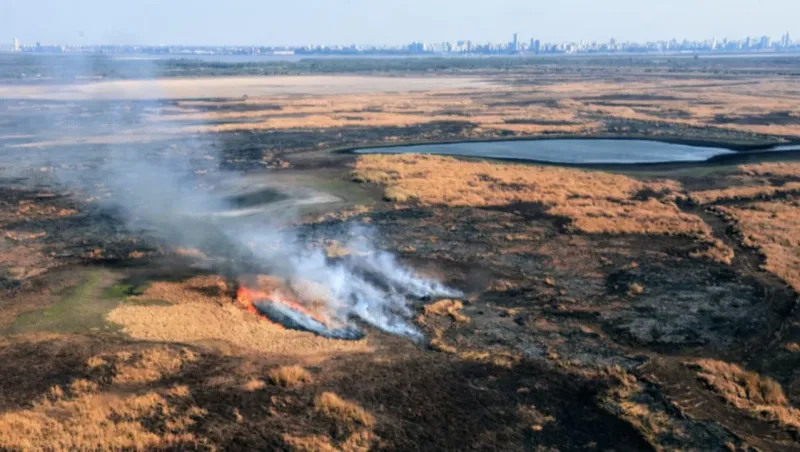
[354,139,741,164]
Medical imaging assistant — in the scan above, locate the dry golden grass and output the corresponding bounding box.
[14,75,800,149]
[130,275,229,305]
[597,365,691,447]
[283,434,340,452]
[146,76,800,138]
[691,162,800,205]
[691,182,800,204]
[2,230,47,242]
[627,282,645,296]
[268,365,313,387]
[110,346,198,385]
[355,154,710,237]
[12,201,77,220]
[241,378,267,392]
[430,337,458,354]
[283,431,376,452]
[690,359,800,431]
[690,238,736,265]
[107,301,370,357]
[314,392,375,429]
[740,162,800,178]
[517,405,556,431]
[0,346,210,451]
[0,391,207,450]
[423,299,470,323]
[324,239,352,258]
[716,201,800,290]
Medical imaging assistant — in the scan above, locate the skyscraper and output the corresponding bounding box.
[12,37,20,52]
[511,33,518,52]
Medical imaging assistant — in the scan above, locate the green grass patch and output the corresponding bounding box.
[6,270,122,334]
[102,282,149,300]
[308,176,379,205]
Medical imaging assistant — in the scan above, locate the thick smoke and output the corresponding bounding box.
[2,55,459,339]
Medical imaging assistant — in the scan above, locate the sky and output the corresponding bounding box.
[2,0,799,47]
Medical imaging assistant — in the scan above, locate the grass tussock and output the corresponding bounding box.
[242,378,267,392]
[283,430,376,452]
[690,359,800,431]
[430,337,458,354]
[268,365,312,388]
[354,154,710,237]
[424,299,470,323]
[689,238,736,265]
[283,434,340,452]
[111,346,198,385]
[314,392,375,429]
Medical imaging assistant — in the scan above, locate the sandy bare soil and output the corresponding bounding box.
[0,75,493,100]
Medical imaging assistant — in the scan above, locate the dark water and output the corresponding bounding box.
[354,139,739,164]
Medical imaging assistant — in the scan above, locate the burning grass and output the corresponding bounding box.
[688,359,800,431]
[354,154,710,237]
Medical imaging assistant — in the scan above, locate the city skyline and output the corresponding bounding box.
[6,31,798,57]
[2,0,800,47]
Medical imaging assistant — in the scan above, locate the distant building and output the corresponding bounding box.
[511,33,518,52]
[529,38,541,53]
[12,37,20,52]
[781,32,792,48]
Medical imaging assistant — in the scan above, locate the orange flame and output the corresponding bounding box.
[235,283,330,328]
[236,286,260,315]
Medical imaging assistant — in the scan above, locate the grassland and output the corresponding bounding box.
[2,55,800,450]
[354,153,709,237]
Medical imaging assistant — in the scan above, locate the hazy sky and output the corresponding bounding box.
[3,0,799,46]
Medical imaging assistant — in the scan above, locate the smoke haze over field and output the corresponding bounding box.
[0,58,460,339]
